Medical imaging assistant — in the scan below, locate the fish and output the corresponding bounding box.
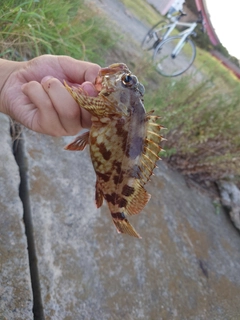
[64,63,162,238]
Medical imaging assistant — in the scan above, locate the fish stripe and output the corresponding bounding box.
[98,142,112,161]
[122,185,135,196]
[96,171,111,182]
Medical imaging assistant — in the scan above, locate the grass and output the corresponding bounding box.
[195,48,240,92]
[1,0,240,183]
[144,75,240,181]
[120,0,162,26]
[0,0,116,64]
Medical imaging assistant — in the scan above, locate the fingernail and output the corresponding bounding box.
[41,76,53,85]
[82,82,98,97]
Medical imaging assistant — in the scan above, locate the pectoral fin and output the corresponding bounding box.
[64,131,89,151]
[64,82,117,117]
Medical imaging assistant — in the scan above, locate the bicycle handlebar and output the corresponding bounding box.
[169,9,205,32]
[177,9,204,25]
[179,10,187,17]
[176,10,187,21]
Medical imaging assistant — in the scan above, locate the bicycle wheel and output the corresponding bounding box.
[141,20,166,51]
[153,35,196,77]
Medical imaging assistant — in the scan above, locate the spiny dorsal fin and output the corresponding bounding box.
[137,114,162,186]
[64,131,90,151]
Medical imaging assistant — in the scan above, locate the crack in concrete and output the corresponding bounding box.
[11,124,45,320]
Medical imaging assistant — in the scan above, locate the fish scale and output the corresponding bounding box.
[64,63,162,238]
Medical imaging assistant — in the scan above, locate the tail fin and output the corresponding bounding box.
[111,212,141,239]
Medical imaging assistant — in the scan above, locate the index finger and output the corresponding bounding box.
[58,56,101,84]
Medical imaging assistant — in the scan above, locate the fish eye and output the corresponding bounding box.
[121,74,138,87]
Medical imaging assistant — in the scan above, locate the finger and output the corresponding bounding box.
[23,56,101,86]
[83,63,101,83]
[81,81,99,97]
[41,77,91,132]
[22,81,67,136]
[58,56,101,84]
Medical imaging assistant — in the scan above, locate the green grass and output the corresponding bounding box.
[0,0,115,64]
[144,74,240,181]
[195,48,240,92]
[120,0,162,26]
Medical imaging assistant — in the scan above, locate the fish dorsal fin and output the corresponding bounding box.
[138,112,162,185]
[64,131,89,151]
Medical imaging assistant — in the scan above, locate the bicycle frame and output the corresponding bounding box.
[171,22,197,57]
[154,18,197,58]
[149,10,204,76]
[156,18,197,43]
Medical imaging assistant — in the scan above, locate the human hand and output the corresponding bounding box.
[0,55,100,136]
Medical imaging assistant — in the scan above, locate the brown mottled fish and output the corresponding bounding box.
[64,63,162,238]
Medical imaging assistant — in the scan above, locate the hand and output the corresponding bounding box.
[0,55,100,136]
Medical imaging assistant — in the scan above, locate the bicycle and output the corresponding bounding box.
[142,11,204,77]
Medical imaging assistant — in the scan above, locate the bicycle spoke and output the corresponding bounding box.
[153,36,196,77]
[141,21,166,51]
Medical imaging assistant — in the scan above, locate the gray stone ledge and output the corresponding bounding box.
[0,115,32,320]
[24,128,240,320]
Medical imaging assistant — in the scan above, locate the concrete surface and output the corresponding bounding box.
[23,129,240,320]
[23,131,98,320]
[1,109,240,320]
[0,114,32,320]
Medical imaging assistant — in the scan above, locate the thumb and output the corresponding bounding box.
[81,82,99,97]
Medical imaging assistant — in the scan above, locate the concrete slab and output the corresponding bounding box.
[24,129,240,320]
[0,115,32,320]
[24,130,98,320]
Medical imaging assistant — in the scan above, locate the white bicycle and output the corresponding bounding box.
[142,11,204,77]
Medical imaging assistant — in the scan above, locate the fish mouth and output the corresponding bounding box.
[95,63,130,92]
[99,63,130,76]
[94,63,144,96]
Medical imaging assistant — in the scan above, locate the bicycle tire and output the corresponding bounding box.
[141,20,166,51]
[153,35,196,77]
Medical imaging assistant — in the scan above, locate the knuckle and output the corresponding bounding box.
[65,107,80,120]
[44,97,53,110]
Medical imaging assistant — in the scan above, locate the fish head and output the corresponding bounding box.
[95,63,145,115]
